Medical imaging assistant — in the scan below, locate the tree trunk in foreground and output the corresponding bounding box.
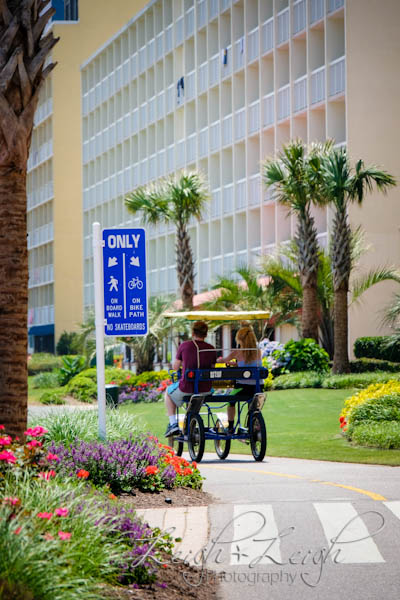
[301,281,319,341]
[0,1,58,436]
[176,223,194,309]
[332,286,350,373]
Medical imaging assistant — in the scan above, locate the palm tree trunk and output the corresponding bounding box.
[333,285,350,373]
[301,280,319,340]
[176,223,194,309]
[0,168,28,436]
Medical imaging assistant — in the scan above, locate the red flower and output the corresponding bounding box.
[0,450,17,464]
[3,496,20,506]
[339,416,345,423]
[109,493,117,500]
[27,440,42,449]
[13,527,22,535]
[24,426,48,438]
[77,469,89,479]
[55,507,69,517]
[192,461,197,469]
[37,512,53,520]
[0,436,12,446]
[58,531,72,540]
[46,453,59,462]
[0,425,5,431]
[183,468,192,476]
[38,470,56,480]
[145,465,159,475]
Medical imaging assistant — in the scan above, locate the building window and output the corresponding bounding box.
[64,0,78,21]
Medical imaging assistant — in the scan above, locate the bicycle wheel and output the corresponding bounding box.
[214,419,231,460]
[249,411,267,462]
[171,436,183,456]
[187,414,205,462]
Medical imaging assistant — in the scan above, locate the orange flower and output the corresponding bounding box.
[145,465,159,475]
[77,469,89,479]
[183,468,192,476]
[109,493,117,500]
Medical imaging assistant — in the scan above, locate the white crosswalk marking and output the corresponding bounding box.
[231,504,282,566]
[313,502,385,564]
[383,501,400,520]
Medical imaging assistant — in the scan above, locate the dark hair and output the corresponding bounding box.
[192,321,208,338]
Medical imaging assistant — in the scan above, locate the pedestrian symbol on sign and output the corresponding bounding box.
[108,275,118,292]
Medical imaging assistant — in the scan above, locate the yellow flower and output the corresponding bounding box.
[340,381,400,420]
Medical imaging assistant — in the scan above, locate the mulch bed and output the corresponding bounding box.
[118,486,216,509]
[103,487,222,599]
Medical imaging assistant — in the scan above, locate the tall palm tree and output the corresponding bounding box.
[125,171,209,309]
[320,147,396,373]
[0,1,58,436]
[263,140,327,341]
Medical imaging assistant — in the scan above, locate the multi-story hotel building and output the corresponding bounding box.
[29,0,400,353]
[27,0,146,353]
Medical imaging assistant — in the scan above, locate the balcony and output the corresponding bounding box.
[187,133,196,164]
[248,174,261,207]
[166,84,174,114]
[247,26,259,63]
[261,17,274,54]
[263,92,274,127]
[156,32,163,61]
[166,144,174,173]
[140,102,146,126]
[221,0,231,11]
[148,96,156,123]
[277,7,289,46]
[176,139,185,168]
[310,0,324,24]
[277,84,290,121]
[28,305,54,327]
[165,24,173,54]
[234,37,245,71]
[248,100,260,134]
[157,149,165,178]
[234,107,245,141]
[34,98,53,126]
[130,53,137,79]
[209,53,219,87]
[186,70,196,101]
[223,183,234,214]
[139,46,146,73]
[222,114,232,146]
[149,154,157,180]
[209,0,218,21]
[198,61,208,94]
[28,222,54,249]
[147,38,155,66]
[235,178,246,210]
[156,91,164,120]
[328,0,344,13]
[198,0,207,29]
[209,120,220,153]
[175,15,184,47]
[221,45,231,78]
[293,0,306,35]
[293,75,307,112]
[211,188,221,218]
[185,6,195,39]
[329,56,345,97]
[199,126,208,157]
[311,66,325,104]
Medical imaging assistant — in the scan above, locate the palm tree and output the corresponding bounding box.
[262,237,400,359]
[319,147,396,373]
[125,171,209,309]
[0,2,58,436]
[263,140,327,341]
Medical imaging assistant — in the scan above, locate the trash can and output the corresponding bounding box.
[105,384,119,408]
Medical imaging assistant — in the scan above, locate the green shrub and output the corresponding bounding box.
[350,358,400,373]
[323,371,400,389]
[274,339,330,373]
[354,336,400,362]
[39,390,66,405]
[272,371,324,390]
[67,376,97,402]
[28,408,143,445]
[56,330,82,355]
[32,371,61,389]
[58,355,86,386]
[27,353,62,376]
[350,421,400,449]
[348,394,400,428]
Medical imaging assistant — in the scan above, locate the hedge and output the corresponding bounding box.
[354,336,400,363]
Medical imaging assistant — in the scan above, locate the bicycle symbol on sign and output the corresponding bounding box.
[127,276,143,290]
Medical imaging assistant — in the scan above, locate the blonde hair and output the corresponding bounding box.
[236,325,258,363]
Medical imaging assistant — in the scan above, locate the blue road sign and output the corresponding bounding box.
[102,228,148,336]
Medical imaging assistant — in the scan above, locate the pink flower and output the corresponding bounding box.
[37,512,53,520]
[13,527,22,535]
[58,531,71,540]
[0,450,17,464]
[38,470,56,480]
[0,436,12,446]
[27,440,42,449]
[55,507,69,517]
[46,453,59,462]
[0,425,5,431]
[43,532,54,541]
[3,497,20,506]
[24,426,48,438]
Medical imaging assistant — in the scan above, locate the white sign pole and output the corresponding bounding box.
[92,222,106,440]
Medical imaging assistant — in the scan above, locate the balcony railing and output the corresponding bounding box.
[139,46,146,73]
[148,96,156,123]
[209,53,219,87]
[261,17,274,54]
[186,70,195,101]
[175,15,184,47]
[209,0,218,21]
[247,26,259,63]
[293,0,306,35]
[310,0,324,24]
[28,222,54,249]
[234,107,245,141]
[293,75,307,112]
[248,174,261,207]
[311,66,325,104]
[198,0,206,29]
[198,61,208,94]
[166,84,174,113]
[209,120,220,152]
[223,183,234,214]
[166,144,174,173]
[185,6,195,39]
[28,305,54,327]
[147,38,155,66]
[199,127,208,157]
[236,178,246,210]
[329,56,345,96]
[176,139,185,168]
[157,149,165,178]
[222,114,232,146]
[156,91,164,120]
[221,45,231,78]
[211,187,221,218]
[156,32,163,61]
[248,100,260,134]
[263,92,274,127]
[328,0,344,13]
[187,133,196,164]
[165,24,173,53]
[277,84,290,121]
[277,7,289,46]
[234,36,245,70]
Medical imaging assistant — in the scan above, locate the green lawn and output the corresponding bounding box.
[120,388,400,466]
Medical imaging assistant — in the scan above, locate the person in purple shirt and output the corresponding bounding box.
[164,320,217,437]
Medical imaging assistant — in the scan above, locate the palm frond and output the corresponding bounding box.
[351,267,400,304]
[382,293,400,328]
